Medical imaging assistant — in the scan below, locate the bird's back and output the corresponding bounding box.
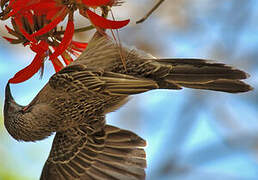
[73,35,252,93]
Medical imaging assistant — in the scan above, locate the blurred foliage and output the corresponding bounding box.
[0,116,30,180]
[0,170,29,180]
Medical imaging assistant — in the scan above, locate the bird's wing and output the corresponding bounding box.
[40,116,146,180]
[49,64,158,96]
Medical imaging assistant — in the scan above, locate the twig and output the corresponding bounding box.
[136,0,165,24]
[74,25,95,33]
[54,25,95,35]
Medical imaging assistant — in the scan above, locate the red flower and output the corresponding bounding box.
[2,0,129,34]
[9,41,49,84]
[1,0,129,83]
[84,9,130,29]
[4,14,88,84]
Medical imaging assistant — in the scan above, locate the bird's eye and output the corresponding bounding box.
[18,109,25,114]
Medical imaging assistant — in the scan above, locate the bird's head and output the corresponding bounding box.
[3,83,25,140]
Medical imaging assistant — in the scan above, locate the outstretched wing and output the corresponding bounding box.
[49,64,158,96]
[40,116,146,180]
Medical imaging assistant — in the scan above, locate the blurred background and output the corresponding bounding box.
[0,0,258,179]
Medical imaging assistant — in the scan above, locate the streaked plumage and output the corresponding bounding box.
[4,32,252,180]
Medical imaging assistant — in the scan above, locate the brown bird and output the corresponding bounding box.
[4,33,252,180]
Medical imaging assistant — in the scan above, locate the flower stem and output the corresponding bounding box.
[55,25,95,35]
[136,0,165,24]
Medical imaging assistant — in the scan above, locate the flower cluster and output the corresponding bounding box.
[1,0,130,83]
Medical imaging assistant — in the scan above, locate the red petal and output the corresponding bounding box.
[69,41,88,53]
[23,11,34,31]
[5,25,14,33]
[85,9,130,29]
[49,17,74,60]
[52,46,72,66]
[81,0,111,7]
[2,36,20,43]
[30,41,49,53]
[3,36,14,43]
[46,7,63,20]
[70,46,85,52]
[51,58,64,72]
[11,0,36,9]
[61,52,73,65]
[7,0,31,17]
[9,52,45,83]
[31,7,67,37]
[68,49,80,56]
[61,55,70,65]
[4,25,23,39]
[14,17,36,43]
[71,41,88,50]
[9,40,49,83]
[26,2,57,12]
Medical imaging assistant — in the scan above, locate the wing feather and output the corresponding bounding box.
[49,64,158,96]
[40,116,146,180]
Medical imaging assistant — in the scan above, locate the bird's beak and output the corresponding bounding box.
[5,82,14,102]
[4,82,21,115]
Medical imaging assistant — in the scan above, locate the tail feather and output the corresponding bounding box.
[179,79,252,93]
[156,58,252,93]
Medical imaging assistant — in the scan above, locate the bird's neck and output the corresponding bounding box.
[5,105,54,142]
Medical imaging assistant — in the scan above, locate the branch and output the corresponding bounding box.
[136,0,165,24]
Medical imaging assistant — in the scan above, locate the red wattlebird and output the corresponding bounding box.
[4,33,252,180]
